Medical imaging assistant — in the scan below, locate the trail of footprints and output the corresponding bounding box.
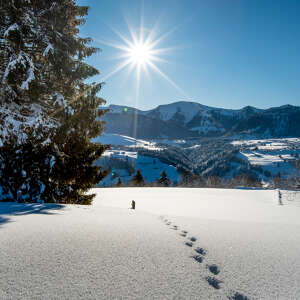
[160,216,249,300]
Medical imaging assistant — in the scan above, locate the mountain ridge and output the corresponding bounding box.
[102,101,300,139]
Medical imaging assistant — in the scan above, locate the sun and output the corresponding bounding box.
[94,16,187,98]
[128,42,152,65]
[93,15,188,139]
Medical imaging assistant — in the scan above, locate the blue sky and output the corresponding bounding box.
[77,0,300,110]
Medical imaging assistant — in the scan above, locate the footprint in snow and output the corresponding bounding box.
[189,237,197,242]
[172,225,178,230]
[185,241,193,247]
[166,222,171,225]
[192,255,203,263]
[228,292,249,300]
[206,276,222,289]
[194,247,207,256]
[182,230,188,234]
[207,264,220,275]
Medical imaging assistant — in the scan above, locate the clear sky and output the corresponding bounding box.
[77,0,300,110]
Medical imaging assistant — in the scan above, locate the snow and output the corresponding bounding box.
[42,43,54,56]
[1,188,300,299]
[92,133,159,149]
[97,150,179,185]
[233,138,300,178]
[3,23,19,37]
[155,102,201,123]
[53,92,67,107]
[92,134,170,186]
[20,57,35,90]
[191,123,222,134]
[151,139,187,146]
[231,138,300,148]
[105,102,262,131]
[0,103,56,146]
[3,51,35,91]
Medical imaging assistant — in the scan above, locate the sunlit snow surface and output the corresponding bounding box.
[92,133,178,185]
[99,150,179,185]
[92,133,159,149]
[1,188,300,299]
[233,138,300,178]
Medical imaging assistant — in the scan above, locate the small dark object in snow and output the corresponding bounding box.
[195,247,207,255]
[228,292,249,300]
[206,276,222,289]
[208,264,220,275]
[131,200,135,210]
[185,242,193,247]
[278,190,283,205]
[192,255,203,263]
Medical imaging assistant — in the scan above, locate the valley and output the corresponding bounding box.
[93,133,300,187]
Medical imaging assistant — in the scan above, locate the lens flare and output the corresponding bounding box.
[94,15,189,139]
[128,43,151,65]
[94,18,187,98]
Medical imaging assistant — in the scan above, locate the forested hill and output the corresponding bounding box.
[102,102,300,139]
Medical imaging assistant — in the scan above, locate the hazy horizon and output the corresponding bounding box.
[105,99,297,111]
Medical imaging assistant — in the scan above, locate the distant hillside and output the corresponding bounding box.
[102,101,300,139]
[229,105,300,138]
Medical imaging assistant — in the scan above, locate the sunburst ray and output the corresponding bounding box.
[95,12,188,102]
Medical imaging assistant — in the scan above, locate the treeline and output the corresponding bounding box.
[112,170,171,187]
[112,168,300,190]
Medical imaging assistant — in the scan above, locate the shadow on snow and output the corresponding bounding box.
[0,202,64,228]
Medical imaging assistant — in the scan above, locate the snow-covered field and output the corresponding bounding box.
[92,133,160,150]
[98,150,179,186]
[92,134,178,185]
[233,138,300,179]
[232,138,300,148]
[1,188,300,299]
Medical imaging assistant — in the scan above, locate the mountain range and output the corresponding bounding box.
[102,101,300,139]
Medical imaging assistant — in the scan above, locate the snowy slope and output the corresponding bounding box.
[233,138,300,179]
[1,188,300,299]
[92,133,177,186]
[97,150,179,186]
[92,132,158,149]
[151,101,203,123]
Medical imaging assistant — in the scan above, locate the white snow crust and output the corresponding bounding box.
[1,188,300,299]
[98,150,178,185]
[233,138,300,179]
[92,133,158,149]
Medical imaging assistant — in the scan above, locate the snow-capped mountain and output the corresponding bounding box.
[103,101,299,139]
[229,105,300,138]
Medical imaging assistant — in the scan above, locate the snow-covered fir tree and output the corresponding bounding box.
[0,0,108,204]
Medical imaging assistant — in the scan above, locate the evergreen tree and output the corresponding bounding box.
[157,170,171,187]
[0,1,108,204]
[130,170,145,187]
[116,177,122,187]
